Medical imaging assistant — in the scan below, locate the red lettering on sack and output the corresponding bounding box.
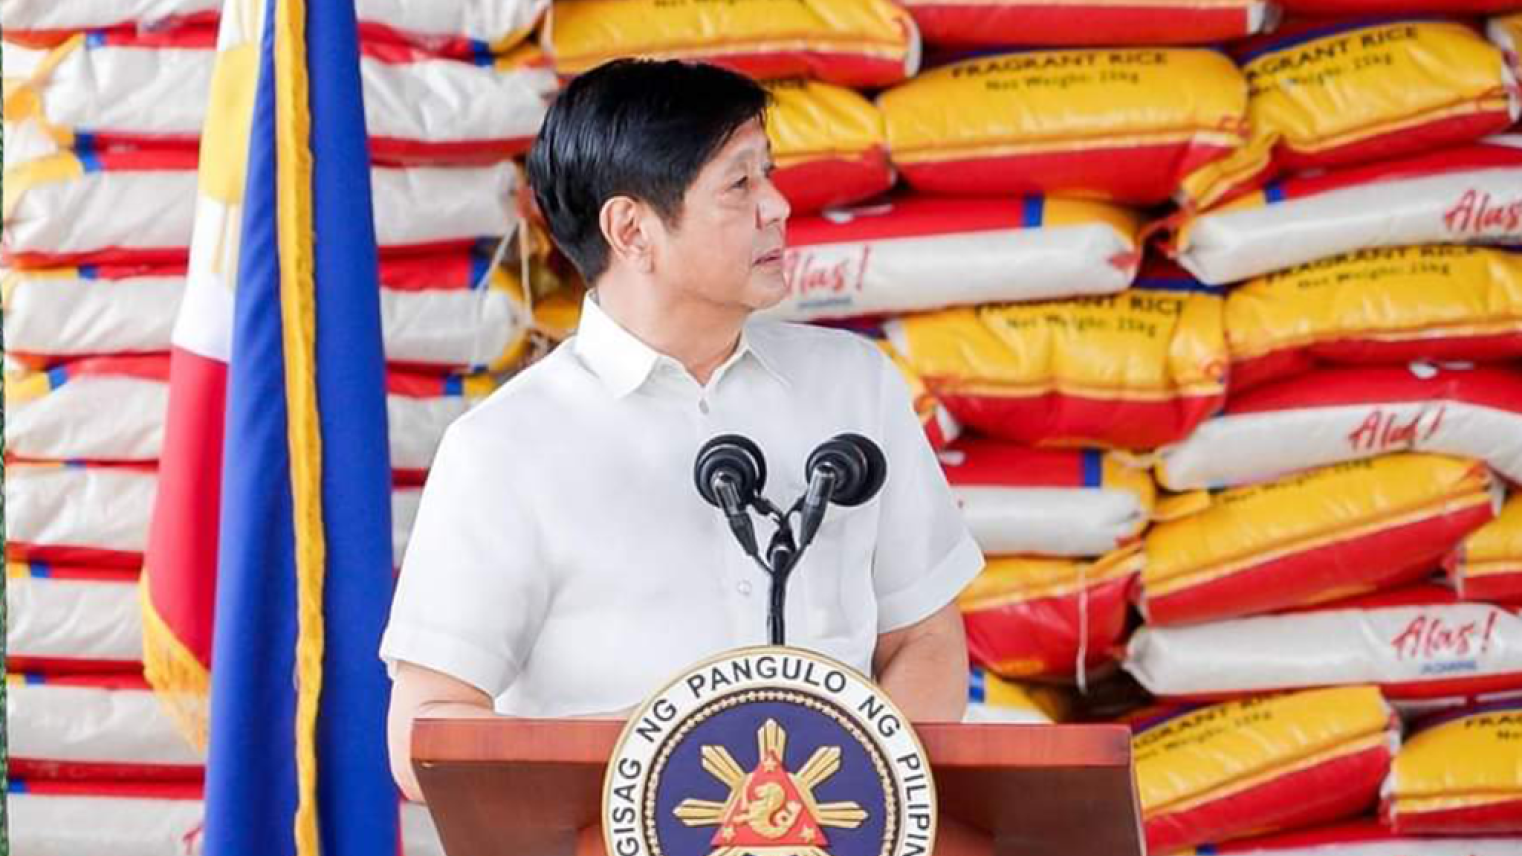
[1391,612,1494,661]
[1444,189,1522,236]
[782,247,869,297]
[1345,406,1446,454]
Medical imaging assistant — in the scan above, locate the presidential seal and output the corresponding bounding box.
[602,647,936,856]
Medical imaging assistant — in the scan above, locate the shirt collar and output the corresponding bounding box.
[572,291,790,398]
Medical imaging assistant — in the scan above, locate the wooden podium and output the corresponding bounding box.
[413,718,1145,856]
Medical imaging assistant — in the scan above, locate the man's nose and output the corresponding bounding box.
[756,175,791,228]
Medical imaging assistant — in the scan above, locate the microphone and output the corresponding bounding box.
[797,433,886,549]
[694,434,768,558]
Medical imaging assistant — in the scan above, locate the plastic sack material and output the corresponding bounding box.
[1494,15,1522,77]
[0,0,547,54]
[6,782,449,856]
[963,667,1071,724]
[878,341,960,450]
[886,273,1226,450]
[0,24,555,163]
[8,673,201,781]
[1140,454,1497,627]
[1286,1,1522,12]
[545,0,921,88]
[1126,585,1522,703]
[879,48,1247,205]
[387,373,497,481]
[1171,139,1522,286]
[1383,702,1522,835]
[2,150,521,267]
[1157,365,1522,491]
[767,196,1140,322]
[898,0,1276,47]
[1180,821,1522,855]
[0,0,219,46]
[1133,686,1398,855]
[6,356,168,462]
[1450,495,1522,603]
[958,544,1141,681]
[765,78,893,214]
[1182,19,1519,209]
[942,439,1154,557]
[2,267,182,365]
[6,464,157,569]
[6,565,142,674]
[1224,246,1522,391]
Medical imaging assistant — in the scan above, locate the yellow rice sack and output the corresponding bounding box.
[1183,19,1520,209]
[1449,495,1522,604]
[878,48,1247,205]
[1134,686,1399,854]
[886,277,1227,450]
[764,78,891,213]
[1383,703,1522,834]
[1140,454,1498,626]
[964,667,1072,724]
[1225,246,1522,390]
[545,0,920,88]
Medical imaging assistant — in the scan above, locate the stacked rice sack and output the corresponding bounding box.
[1115,10,1522,853]
[3,0,558,851]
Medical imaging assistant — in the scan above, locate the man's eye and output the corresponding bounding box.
[732,176,750,190]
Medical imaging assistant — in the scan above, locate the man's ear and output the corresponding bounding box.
[599,195,654,274]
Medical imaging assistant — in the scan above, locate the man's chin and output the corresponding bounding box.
[743,273,791,312]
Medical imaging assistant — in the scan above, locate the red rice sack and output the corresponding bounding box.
[6,356,168,462]
[377,254,532,372]
[1180,821,1522,855]
[898,0,1276,47]
[878,340,960,450]
[1183,19,1520,209]
[1383,701,1522,835]
[3,151,521,267]
[2,266,181,365]
[1126,584,1522,704]
[769,196,1141,322]
[765,78,892,214]
[886,276,1226,450]
[0,0,548,54]
[1134,686,1399,855]
[8,673,200,781]
[1225,247,1522,391]
[546,0,921,88]
[1287,1,1522,12]
[7,564,142,674]
[879,48,1248,205]
[942,439,1155,557]
[6,463,157,568]
[958,544,1141,681]
[1158,365,1522,491]
[1140,454,1498,627]
[388,373,497,481]
[1449,495,1522,604]
[1172,139,1522,286]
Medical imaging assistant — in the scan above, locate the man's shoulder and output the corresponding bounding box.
[446,342,586,440]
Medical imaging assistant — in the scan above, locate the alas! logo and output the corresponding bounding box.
[603,648,936,856]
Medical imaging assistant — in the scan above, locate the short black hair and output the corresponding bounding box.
[525,60,769,284]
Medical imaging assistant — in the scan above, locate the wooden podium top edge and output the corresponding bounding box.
[413,718,1133,770]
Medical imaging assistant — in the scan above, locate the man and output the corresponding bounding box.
[380,59,984,802]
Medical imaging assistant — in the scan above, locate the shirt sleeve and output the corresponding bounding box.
[870,352,985,633]
[378,415,550,697]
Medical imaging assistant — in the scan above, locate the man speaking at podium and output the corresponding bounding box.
[380,59,985,802]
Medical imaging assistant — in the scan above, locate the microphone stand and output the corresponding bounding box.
[749,496,807,646]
